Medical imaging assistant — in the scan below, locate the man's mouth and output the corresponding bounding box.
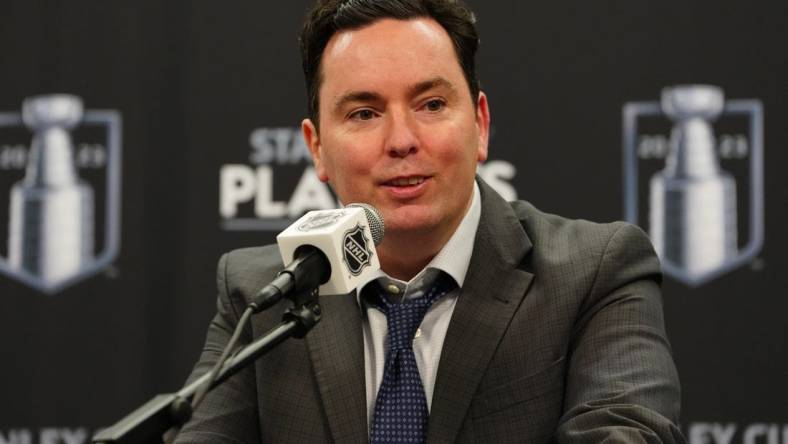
[384,176,427,187]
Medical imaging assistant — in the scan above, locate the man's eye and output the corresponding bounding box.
[350,109,376,120]
[424,99,445,112]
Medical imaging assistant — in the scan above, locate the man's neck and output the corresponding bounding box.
[376,230,451,281]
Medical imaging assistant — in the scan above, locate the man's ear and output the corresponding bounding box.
[475,92,490,162]
[302,118,329,182]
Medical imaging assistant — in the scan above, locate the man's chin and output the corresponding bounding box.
[380,212,442,237]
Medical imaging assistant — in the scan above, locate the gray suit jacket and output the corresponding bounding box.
[175,180,683,443]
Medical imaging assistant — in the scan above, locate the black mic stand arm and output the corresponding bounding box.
[92,290,322,444]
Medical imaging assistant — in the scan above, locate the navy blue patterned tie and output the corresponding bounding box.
[368,272,456,444]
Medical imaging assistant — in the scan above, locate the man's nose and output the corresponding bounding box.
[385,110,418,158]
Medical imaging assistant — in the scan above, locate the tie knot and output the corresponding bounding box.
[366,271,456,351]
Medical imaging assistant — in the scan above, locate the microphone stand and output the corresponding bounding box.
[92,289,322,444]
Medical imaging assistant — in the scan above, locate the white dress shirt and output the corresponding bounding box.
[356,182,482,426]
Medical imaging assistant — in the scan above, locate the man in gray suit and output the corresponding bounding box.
[176,0,683,442]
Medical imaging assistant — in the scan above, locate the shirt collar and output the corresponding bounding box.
[355,181,481,299]
[421,180,481,287]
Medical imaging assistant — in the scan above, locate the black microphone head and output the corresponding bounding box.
[346,203,385,245]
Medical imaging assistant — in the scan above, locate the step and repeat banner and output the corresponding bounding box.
[1,1,785,442]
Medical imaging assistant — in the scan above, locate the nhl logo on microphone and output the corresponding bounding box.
[342,224,372,276]
[298,210,345,232]
[277,206,381,295]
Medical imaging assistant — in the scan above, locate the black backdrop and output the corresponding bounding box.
[1,1,786,442]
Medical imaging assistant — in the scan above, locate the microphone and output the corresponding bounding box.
[93,205,384,443]
[249,203,385,312]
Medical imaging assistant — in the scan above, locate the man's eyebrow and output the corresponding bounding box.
[333,91,382,113]
[409,77,457,97]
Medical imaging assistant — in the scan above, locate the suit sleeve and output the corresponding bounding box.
[555,223,685,443]
[174,252,261,444]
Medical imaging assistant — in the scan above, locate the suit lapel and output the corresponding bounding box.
[428,180,535,443]
[305,293,369,443]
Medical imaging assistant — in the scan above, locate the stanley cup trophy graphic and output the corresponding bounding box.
[7,95,95,285]
[649,86,738,279]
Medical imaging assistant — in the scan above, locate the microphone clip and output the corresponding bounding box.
[283,289,322,339]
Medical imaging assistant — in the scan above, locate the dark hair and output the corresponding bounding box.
[300,0,480,126]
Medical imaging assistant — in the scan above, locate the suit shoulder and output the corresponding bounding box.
[509,200,658,278]
[510,200,639,247]
[218,245,284,301]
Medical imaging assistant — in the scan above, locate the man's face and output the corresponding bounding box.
[302,18,489,240]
